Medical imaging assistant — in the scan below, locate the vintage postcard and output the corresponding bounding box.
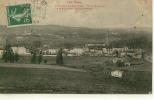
[0,0,152,94]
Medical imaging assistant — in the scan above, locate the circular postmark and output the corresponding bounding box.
[30,0,48,24]
[41,0,47,6]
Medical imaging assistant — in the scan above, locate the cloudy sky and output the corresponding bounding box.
[0,0,152,28]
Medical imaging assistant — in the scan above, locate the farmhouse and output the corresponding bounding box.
[111,70,123,78]
[0,48,4,59]
[85,43,106,50]
[69,48,85,56]
[11,47,30,56]
[47,49,58,55]
[43,49,58,56]
[112,57,124,64]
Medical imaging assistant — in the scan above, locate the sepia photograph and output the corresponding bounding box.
[0,0,152,94]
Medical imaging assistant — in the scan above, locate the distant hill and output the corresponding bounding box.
[0,25,152,49]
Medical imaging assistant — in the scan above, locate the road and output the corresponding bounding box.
[0,63,86,72]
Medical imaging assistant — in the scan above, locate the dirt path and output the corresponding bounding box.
[0,63,86,72]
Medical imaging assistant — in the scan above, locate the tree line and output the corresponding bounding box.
[2,44,19,63]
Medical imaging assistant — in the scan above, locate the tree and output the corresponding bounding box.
[10,52,14,63]
[2,51,7,62]
[2,44,14,63]
[56,48,63,65]
[38,50,43,64]
[14,53,19,62]
[31,51,37,64]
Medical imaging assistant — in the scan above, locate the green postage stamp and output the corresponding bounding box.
[6,4,32,26]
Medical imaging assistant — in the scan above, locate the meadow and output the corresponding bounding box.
[0,56,152,93]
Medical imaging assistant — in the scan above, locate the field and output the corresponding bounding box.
[0,25,152,52]
[43,56,152,72]
[0,25,152,93]
[0,56,152,94]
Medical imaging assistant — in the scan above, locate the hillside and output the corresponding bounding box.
[0,25,152,50]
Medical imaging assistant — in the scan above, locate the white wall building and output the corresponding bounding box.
[0,48,4,59]
[11,47,30,56]
[43,49,58,56]
[69,48,85,56]
[47,49,58,55]
[111,70,123,78]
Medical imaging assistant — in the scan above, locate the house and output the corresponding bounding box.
[124,62,131,67]
[102,48,108,54]
[85,43,106,50]
[122,49,134,57]
[111,70,123,78]
[43,49,58,56]
[11,47,30,56]
[133,49,143,59]
[113,56,132,67]
[112,57,124,64]
[94,50,104,56]
[69,48,85,56]
[66,53,75,57]
[0,48,4,59]
[133,54,142,59]
[47,49,58,55]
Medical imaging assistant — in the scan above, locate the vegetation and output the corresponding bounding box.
[56,48,63,65]
[111,33,152,51]
[2,44,19,63]
[38,51,43,64]
[0,25,151,52]
[31,51,37,64]
[0,25,152,93]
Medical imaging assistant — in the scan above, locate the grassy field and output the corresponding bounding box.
[0,67,93,93]
[0,66,152,93]
[42,56,152,72]
[44,56,114,68]
[0,56,152,93]
[1,56,151,72]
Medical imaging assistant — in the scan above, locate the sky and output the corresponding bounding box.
[0,0,152,28]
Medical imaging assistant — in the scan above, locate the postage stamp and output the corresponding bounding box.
[6,4,32,26]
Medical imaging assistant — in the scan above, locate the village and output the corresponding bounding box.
[0,37,152,94]
[0,43,144,67]
[0,26,152,93]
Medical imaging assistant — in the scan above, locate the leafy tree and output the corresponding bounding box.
[31,51,37,64]
[14,53,20,62]
[56,48,63,65]
[38,50,43,64]
[2,44,14,63]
